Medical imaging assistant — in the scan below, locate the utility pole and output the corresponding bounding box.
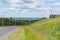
[15,18,16,26]
[50,6,56,40]
[2,17,3,27]
[50,6,53,15]
[9,17,10,26]
[2,13,4,27]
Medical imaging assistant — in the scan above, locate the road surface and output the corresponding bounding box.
[0,26,19,40]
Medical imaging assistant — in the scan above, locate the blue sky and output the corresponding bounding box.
[0,0,60,18]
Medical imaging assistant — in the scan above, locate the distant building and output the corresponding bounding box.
[50,14,56,18]
[50,14,60,18]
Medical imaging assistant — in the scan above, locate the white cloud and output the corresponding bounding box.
[47,0,57,1]
[48,2,60,14]
[7,0,20,4]
[0,0,44,9]
[51,2,60,6]
[6,0,45,13]
[0,0,53,17]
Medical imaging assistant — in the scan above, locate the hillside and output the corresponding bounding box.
[8,17,60,40]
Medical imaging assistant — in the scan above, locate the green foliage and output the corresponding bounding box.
[0,18,33,26]
[40,17,46,20]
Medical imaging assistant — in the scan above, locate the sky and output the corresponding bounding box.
[0,0,60,18]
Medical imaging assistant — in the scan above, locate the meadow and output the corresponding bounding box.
[7,16,60,40]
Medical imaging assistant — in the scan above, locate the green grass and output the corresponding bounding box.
[8,17,60,40]
[8,27,48,40]
[8,27,25,40]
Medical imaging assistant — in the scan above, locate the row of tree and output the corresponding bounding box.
[0,18,33,26]
[0,17,47,26]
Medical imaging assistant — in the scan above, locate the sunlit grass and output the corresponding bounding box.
[8,27,25,40]
[8,17,60,40]
[8,26,48,40]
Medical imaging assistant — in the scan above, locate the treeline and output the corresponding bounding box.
[0,17,46,26]
[0,18,34,26]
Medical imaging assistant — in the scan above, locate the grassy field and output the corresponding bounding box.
[7,17,60,40]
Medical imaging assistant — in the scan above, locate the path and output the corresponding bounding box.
[0,26,19,40]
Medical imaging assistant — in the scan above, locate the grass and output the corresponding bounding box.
[8,27,48,40]
[8,27,25,40]
[8,17,60,40]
